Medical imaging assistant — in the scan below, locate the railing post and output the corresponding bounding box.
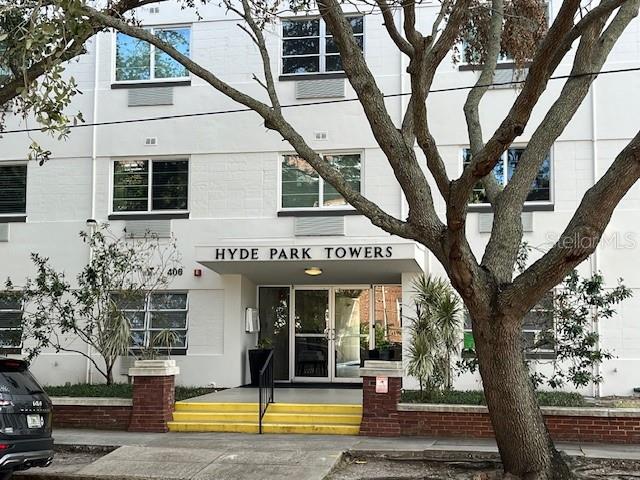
[258,350,275,434]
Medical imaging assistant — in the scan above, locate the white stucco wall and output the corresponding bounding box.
[0,0,638,392]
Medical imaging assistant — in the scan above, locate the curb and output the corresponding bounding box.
[54,445,119,454]
[346,449,502,463]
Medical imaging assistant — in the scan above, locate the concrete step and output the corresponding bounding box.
[265,403,363,415]
[169,401,362,435]
[173,411,360,425]
[167,421,360,435]
[172,411,259,422]
[174,402,258,412]
[263,412,362,425]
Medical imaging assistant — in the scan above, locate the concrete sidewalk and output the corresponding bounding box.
[14,429,640,480]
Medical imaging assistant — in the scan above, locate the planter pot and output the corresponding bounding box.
[390,344,403,361]
[248,348,273,387]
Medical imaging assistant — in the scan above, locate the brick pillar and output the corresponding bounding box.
[359,360,403,437]
[127,360,180,433]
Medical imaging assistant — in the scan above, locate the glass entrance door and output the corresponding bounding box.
[333,288,370,382]
[293,289,330,381]
[292,286,371,383]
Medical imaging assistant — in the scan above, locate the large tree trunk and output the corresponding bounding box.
[473,312,574,480]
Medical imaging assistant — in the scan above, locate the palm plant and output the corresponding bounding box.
[407,275,462,396]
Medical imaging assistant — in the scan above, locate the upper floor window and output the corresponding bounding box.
[112,291,188,355]
[463,148,551,204]
[115,26,191,82]
[281,16,363,75]
[0,164,27,215]
[281,153,361,209]
[113,159,188,213]
[0,292,23,354]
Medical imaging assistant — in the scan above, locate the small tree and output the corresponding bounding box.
[407,275,462,396]
[529,270,632,390]
[460,245,633,390]
[10,224,181,384]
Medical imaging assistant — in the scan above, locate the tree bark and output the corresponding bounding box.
[472,311,574,480]
[106,365,114,386]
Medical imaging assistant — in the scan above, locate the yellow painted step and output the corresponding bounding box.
[172,411,259,422]
[174,402,258,412]
[168,421,258,433]
[267,403,363,415]
[262,412,361,425]
[262,423,360,435]
[167,421,359,435]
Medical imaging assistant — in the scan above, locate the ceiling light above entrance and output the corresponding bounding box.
[304,266,323,276]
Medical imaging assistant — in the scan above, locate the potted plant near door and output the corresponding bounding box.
[248,337,273,387]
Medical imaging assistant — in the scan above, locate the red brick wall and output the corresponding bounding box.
[53,405,132,430]
[128,375,176,433]
[360,376,402,437]
[397,410,640,444]
[361,374,640,444]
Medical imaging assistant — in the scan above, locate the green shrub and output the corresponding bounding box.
[44,383,218,401]
[401,389,587,407]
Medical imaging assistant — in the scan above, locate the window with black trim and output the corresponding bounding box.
[281,16,363,75]
[462,292,555,358]
[0,292,23,354]
[112,159,188,213]
[115,26,191,82]
[463,148,551,204]
[0,164,27,215]
[112,292,188,354]
[281,153,361,209]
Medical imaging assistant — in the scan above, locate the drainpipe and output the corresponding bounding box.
[86,31,100,385]
[589,81,600,398]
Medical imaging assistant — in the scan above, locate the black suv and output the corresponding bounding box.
[0,358,53,479]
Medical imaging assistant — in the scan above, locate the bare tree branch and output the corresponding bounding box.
[503,130,640,316]
[374,0,414,56]
[83,5,432,250]
[462,0,504,204]
[226,0,281,111]
[449,0,583,215]
[482,0,639,283]
[317,0,444,239]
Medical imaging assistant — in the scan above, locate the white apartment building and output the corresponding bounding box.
[0,1,639,395]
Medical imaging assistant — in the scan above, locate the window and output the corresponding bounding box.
[112,159,188,213]
[115,27,191,82]
[112,292,188,354]
[463,148,551,204]
[281,16,363,75]
[0,164,27,215]
[0,292,23,353]
[281,153,361,209]
[462,292,555,358]
[0,41,10,81]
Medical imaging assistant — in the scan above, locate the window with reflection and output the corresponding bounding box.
[115,27,190,82]
[112,292,188,354]
[281,153,361,209]
[281,17,363,75]
[463,147,551,204]
[113,159,188,213]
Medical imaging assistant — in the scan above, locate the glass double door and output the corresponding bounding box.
[292,287,370,382]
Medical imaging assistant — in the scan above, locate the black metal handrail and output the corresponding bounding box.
[258,349,275,434]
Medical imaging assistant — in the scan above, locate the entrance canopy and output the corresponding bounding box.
[196,241,425,284]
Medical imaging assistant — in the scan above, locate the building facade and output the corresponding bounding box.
[0,1,639,395]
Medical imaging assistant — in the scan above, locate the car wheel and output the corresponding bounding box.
[0,470,12,480]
